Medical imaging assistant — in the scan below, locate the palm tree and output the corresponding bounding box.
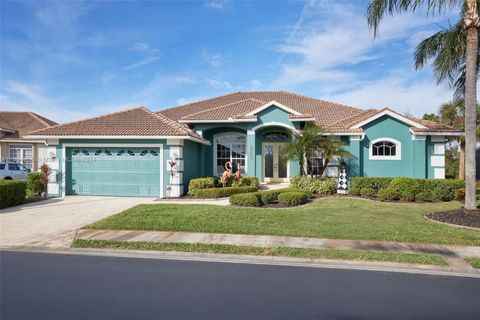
[439,99,480,179]
[282,123,324,176]
[367,0,479,210]
[315,138,351,177]
[283,124,351,177]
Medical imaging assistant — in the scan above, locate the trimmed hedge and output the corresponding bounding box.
[27,172,45,196]
[289,176,336,195]
[0,180,27,209]
[351,176,464,202]
[193,186,258,199]
[350,177,393,196]
[188,177,219,195]
[232,176,259,188]
[278,191,309,206]
[188,176,259,195]
[229,193,262,207]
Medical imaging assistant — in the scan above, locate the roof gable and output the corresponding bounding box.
[27,107,205,141]
[350,108,427,129]
[0,112,58,138]
[245,100,302,116]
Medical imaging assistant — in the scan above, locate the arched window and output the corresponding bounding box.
[369,138,401,160]
[262,131,289,142]
[214,133,246,176]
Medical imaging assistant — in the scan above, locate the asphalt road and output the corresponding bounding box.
[1,251,479,320]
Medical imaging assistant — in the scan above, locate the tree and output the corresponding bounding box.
[367,0,478,210]
[422,113,440,122]
[282,123,324,176]
[315,138,351,177]
[282,123,351,177]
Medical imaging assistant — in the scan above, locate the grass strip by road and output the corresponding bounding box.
[72,239,448,266]
[465,257,480,269]
[85,198,480,246]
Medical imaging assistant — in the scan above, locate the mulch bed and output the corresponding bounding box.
[426,209,480,229]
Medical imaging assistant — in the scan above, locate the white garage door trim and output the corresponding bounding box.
[62,143,164,198]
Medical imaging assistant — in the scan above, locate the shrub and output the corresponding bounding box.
[277,191,309,206]
[232,176,259,188]
[0,180,27,208]
[350,177,394,198]
[260,191,278,204]
[289,176,336,195]
[432,185,454,202]
[416,191,433,202]
[27,172,45,196]
[193,186,258,199]
[378,188,400,202]
[188,177,219,195]
[360,187,377,198]
[454,188,465,202]
[387,177,420,202]
[229,193,261,207]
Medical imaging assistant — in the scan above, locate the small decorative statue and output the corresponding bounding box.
[221,161,232,187]
[337,161,348,195]
[167,159,177,198]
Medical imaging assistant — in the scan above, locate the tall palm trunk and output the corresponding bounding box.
[464,0,479,210]
[459,138,465,180]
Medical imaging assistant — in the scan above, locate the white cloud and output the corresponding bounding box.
[202,48,228,67]
[128,42,151,53]
[325,75,453,117]
[273,2,452,88]
[122,56,160,70]
[205,0,229,9]
[1,81,84,123]
[206,78,232,89]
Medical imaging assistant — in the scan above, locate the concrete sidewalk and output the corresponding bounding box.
[75,229,480,268]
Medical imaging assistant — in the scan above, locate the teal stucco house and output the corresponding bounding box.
[27,91,462,198]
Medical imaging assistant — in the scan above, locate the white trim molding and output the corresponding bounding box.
[351,109,427,129]
[61,143,164,198]
[25,135,210,145]
[409,129,463,137]
[368,137,402,161]
[245,100,302,116]
[178,118,257,124]
[290,118,316,122]
[251,121,297,132]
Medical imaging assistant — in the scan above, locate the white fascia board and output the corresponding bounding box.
[290,118,316,122]
[245,100,302,116]
[24,135,211,145]
[178,119,257,123]
[351,109,427,129]
[408,129,464,137]
[322,132,363,136]
[0,139,47,144]
[0,128,16,133]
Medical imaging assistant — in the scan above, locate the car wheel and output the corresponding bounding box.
[4,177,12,180]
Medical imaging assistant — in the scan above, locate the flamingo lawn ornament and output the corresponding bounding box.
[221,161,232,187]
[233,162,241,181]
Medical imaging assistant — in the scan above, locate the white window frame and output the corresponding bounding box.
[9,144,33,168]
[306,149,324,176]
[213,132,247,176]
[369,137,401,160]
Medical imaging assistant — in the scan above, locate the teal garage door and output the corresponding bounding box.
[67,147,161,197]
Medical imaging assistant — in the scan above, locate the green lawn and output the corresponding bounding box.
[73,239,448,266]
[465,257,480,269]
[86,198,480,246]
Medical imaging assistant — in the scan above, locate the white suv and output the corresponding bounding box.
[0,162,31,181]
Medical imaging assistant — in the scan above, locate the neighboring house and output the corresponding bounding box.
[26,91,462,198]
[0,112,58,171]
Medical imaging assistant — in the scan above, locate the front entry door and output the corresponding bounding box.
[263,143,288,182]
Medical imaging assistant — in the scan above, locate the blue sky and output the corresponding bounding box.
[1,0,460,123]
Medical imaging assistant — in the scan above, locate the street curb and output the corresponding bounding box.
[2,246,480,279]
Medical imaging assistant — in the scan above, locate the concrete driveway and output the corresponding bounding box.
[0,196,155,248]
